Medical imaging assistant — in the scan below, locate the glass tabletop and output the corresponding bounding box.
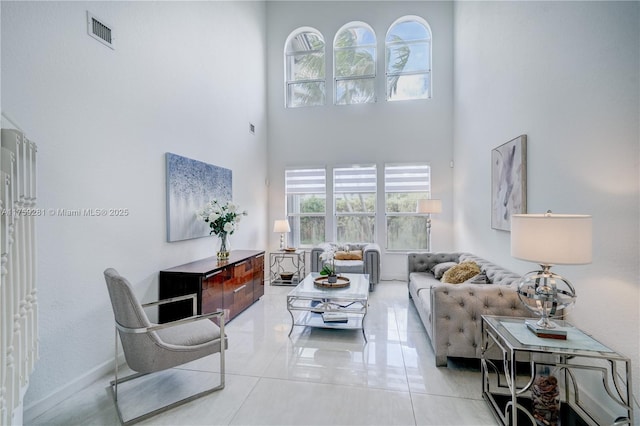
[482,315,627,360]
[288,273,369,300]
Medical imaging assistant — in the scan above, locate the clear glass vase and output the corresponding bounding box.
[217,232,230,260]
[532,365,561,426]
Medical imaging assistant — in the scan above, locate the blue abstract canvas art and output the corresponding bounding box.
[166,153,232,242]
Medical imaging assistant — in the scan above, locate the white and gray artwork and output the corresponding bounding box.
[491,135,527,231]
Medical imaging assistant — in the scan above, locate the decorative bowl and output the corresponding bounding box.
[280,272,294,281]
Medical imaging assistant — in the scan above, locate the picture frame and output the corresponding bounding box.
[491,135,527,231]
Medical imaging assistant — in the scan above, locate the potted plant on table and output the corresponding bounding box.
[319,248,338,283]
[196,199,248,260]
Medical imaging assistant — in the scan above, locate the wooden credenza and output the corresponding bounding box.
[159,250,265,324]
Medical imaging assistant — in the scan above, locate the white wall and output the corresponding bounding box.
[1,0,268,417]
[453,0,640,409]
[266,1,455,280]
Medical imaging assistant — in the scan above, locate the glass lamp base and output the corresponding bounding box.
[517,265,576,328]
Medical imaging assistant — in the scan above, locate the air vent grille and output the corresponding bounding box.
[87,12,114,49]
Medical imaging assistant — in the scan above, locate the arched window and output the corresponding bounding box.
[385,16,431,101]
[285,27,326,108]
[333,22,376,105]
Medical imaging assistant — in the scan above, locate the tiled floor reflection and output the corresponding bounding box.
[29,280,495,425]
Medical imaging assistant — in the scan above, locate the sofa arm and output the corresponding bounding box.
[430,281,532,361]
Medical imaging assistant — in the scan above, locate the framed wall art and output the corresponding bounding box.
[166,153,232,242]
[491,135,527,231]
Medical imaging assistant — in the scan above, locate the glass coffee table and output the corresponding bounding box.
[286,273,369,342]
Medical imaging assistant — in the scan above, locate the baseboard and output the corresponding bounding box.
[23,353,125,423]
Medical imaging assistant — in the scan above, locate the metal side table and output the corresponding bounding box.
[481,315,633,426]
[269,250,305,286]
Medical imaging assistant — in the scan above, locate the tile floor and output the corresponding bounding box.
[29,280,496,426]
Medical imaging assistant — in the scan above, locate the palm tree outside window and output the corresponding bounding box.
[285,28,326,108]
[334,22,377,105]
[386,16,432,101]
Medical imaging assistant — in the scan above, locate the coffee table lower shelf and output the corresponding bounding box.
[291,311,364,330]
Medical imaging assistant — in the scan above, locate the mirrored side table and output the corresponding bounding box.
[481,315,633,426]
[269,250,305,286]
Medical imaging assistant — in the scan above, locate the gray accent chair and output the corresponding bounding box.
[311,242,381,290]
[104,268,226,425]
[407,253,536,366]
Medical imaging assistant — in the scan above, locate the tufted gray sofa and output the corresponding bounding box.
[408,252,536,366]
[311,242,381,290]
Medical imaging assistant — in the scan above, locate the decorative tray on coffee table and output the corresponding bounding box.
[314,276,350,288]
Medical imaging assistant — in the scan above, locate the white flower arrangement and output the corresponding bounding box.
[319,247,336,276]
[195,199,248,238]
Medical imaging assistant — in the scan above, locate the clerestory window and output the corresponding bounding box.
[385,16,432,101]
[334,22,377,105]
[285,28,326,108]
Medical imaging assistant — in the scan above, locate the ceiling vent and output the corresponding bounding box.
[87,12,114,49]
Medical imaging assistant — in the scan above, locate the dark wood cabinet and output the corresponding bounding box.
[159,250,265,324]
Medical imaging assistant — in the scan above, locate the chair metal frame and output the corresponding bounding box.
[108,293,225,425]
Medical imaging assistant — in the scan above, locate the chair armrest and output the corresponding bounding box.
[362,243,380,255]
[116,309,225,334]
[142,293,198,315]
[362,243,381,284]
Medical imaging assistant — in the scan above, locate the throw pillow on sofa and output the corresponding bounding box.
[334,250,363,260]
[464,270,490,284]
[442,261,481,284]
[432,262,458,279]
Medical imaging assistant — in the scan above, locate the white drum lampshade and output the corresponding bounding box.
[511,212,592,332]
[273,219,291,250]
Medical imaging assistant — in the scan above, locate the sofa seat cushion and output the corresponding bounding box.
[409,272,435,294]
[333,259,364,274]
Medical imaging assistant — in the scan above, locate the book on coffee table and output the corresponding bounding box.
[322,312,348,323]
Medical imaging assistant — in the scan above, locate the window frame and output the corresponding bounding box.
[333,164,377,243]
[385,16,432,102]
[284,27,326,108]
[333,21,377,106]
[285,168,327,248]
[384,163,432,251]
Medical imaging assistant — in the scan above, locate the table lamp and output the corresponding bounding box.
[417,199,442,251]
[511,211,592,336]
[273,219,291,250]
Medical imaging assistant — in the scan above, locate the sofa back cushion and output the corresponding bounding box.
[407,253,462,275]
[432,262,458,279]
[459,253,521,286]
